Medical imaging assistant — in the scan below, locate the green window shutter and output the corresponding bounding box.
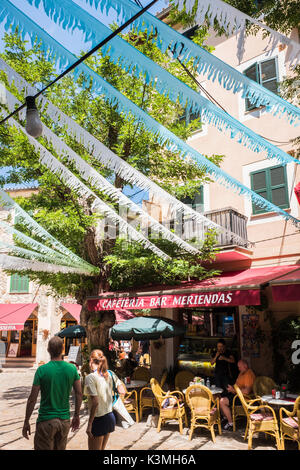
[250,165,289,215]
[10,274,29,293]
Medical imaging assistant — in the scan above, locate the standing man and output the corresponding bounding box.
[211,339,238,390]
[22,336,82,450]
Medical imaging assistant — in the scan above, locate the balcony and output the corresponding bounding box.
[204,207,249,248]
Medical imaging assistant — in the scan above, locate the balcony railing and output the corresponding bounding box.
[204,207,249,248]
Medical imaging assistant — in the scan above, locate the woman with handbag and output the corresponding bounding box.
[84,349,125,450]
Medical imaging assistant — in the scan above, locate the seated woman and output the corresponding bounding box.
[219,359,256,431]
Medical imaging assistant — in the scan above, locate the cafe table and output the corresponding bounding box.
[125,380,147,390]
[183,385,223,395]
[261,395,296,408]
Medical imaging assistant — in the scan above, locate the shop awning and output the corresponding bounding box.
[87,266,298,311]
[115,309,135,323]
[270,268,300,302]
[0,303,38,331]
[61,303,82,322]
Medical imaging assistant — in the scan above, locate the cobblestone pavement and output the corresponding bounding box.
[0,369,297,451]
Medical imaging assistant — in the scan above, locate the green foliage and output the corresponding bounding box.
[169,0,300,35]
[104,230,220,291]
[0,28,223,299]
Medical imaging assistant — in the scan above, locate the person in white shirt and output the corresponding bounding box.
[84,349,124,450]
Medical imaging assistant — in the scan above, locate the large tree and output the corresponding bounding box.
[0,27,222,356]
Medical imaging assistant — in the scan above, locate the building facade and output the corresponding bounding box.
[0,189,82,367]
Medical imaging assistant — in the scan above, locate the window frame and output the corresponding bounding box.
[250,164,289,215]
[244,56,279,112]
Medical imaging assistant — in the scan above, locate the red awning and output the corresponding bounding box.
[87,266,298,311]
[115,309,135,323]
[270,268,300,302]
[61,303,82,322]
[0,303,38,331]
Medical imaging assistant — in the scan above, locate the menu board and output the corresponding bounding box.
[7,343,19,357]
[67,345,81,365]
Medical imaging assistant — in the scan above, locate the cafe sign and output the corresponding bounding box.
[87,289,261,311]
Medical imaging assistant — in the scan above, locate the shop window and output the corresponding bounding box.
[10,274,30,293]
[244,57,279,112]
[250,164,289,215]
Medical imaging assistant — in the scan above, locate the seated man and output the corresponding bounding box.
[219,359,256,431]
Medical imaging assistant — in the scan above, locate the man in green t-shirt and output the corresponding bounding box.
[22,336,82,450]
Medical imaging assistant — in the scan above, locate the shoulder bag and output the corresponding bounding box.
[108,370,135,428]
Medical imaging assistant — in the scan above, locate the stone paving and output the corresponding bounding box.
[0,368,298,451]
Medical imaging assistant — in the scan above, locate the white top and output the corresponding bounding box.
[84,371,122,418]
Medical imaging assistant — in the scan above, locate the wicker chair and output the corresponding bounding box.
[139,372,167,420]
[232,392,254,432]
[175,370,194,391]
[234,384,281,450]
[132,366,151,383]
[279,396,300,450]
[185,384,222,442]
[150,378,187,434]
[253,376,277,397]
[120,381,139,423]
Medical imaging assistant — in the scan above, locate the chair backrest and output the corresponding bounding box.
[150,378,165,406]
[133,366,151,382]
[253,376,276,396]
[175,370,194,390]
[185,385,213,416]
[234,384,251,416]
[294,396,300,421]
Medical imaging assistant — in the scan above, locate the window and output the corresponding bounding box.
[181,186,204,211]
[10,274,29,293]
[182,26,198,40]
[244,57,279,111]
[179,108,202,129]
[250,165,289,215]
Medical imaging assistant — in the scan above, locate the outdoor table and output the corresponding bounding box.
[183,386,223,395]
[261,395,296,408]
[125,380,147,390]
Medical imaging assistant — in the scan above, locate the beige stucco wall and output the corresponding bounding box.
[147,27,300,268]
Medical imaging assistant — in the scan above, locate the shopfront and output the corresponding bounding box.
[87,265,300,378]
[60,303,87,356]
[0,303,38,357]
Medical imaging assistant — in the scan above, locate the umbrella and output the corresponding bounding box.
[55,324,86,339]
[110,316,186,340]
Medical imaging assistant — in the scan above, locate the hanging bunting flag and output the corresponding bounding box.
[0,58,250,247]
[0,1,298,226]
[0,253,96,275]
[3,113,171,261]
[78,0,300,124]
[2,84,200,254]
[172,0,300,65]
[0,219,84,269]
[20,0,299,168]
[0,240,92,271]
[0,189,96,272]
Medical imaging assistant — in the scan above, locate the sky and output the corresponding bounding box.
[0,0,169,54]
[0,0,168,201]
